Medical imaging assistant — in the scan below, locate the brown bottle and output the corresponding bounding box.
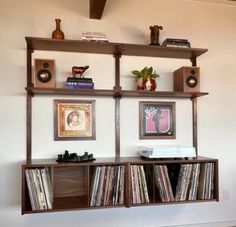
[52,19,65,39]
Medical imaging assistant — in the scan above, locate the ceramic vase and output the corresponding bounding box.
[52,19,65,40]
[137,78,157,91]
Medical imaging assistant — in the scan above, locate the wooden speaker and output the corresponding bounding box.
[174,66,200,92]
[34,59,55,88]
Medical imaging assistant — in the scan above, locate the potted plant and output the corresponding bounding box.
[132,66,159,91]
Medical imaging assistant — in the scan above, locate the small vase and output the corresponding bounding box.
[137,78,144,90]
[52,19,65,40]
[136,78,157,91]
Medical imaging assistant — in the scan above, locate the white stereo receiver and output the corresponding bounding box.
[139,146,196,159]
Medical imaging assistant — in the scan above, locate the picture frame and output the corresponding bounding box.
[139,101,176,139]
[54,99,96,140]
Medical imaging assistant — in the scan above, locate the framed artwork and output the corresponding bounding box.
[54,99,96,140]
[139,101,176,139]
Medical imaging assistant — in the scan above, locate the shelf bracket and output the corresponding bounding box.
[113,87,122,99]
[191,57,197,67]
[26,89,34,97]
[27,47,34,87]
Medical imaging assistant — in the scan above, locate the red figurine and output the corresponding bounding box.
[72,65,89,77]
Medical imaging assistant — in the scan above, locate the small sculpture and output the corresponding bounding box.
[72,65,89,78]
[56,150,95,163]
[149,25,163,46]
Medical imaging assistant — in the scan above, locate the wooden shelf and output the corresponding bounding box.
[24,156,217,167]
[22,156,219,214]
[25,37,207,59]
[130,199,218,207]
[25,87,208,99]
[121,90,208,99]
[26,87,115,97]
[23,36,219,215]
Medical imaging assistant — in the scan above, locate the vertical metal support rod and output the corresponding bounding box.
[26,93,32,164]
[115,98,120,158]
[192,97,198,156]
[26,46,33,163]
[114,53,121,158]
[114,53,121,89]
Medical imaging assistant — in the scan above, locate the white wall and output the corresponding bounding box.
[0,0,236,226]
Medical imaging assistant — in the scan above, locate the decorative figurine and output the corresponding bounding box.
[56,150,95,163]
[149,25,163,46]
[72,65,89,78]
[52,19,65,40]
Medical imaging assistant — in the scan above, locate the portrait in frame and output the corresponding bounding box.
[54,99,96,140]
[139,101,176,139]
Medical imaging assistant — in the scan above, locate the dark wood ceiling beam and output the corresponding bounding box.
[90,0,107,19]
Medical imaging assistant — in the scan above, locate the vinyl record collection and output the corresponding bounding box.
[154,162,214,202]
[25,168,53,210]
[90,165,125,206]
[130,165,150,204]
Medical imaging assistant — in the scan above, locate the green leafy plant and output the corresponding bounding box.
[131,66,159,80]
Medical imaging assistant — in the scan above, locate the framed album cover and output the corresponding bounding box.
[139,101,176,139]
[54,99,96,140]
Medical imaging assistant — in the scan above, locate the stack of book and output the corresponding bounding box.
[81,31,108,42]
[90,165,125,207]
[161,38,191,48]
[65,77,94,89]
[25,168,53,211]
[130,165,150,204]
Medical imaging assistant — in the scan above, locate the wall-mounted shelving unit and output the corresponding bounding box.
[22,37,218,215]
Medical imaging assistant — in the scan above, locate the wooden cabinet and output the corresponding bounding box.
[22,37,218,214]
